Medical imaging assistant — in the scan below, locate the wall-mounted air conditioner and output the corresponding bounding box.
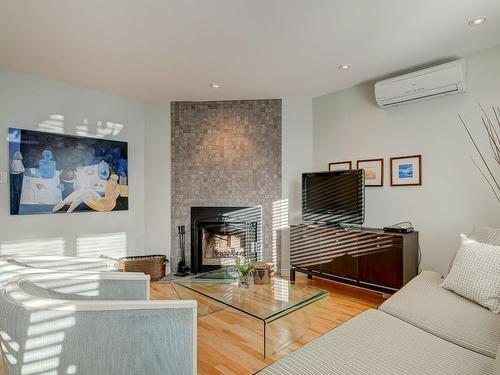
[374,59,466,108]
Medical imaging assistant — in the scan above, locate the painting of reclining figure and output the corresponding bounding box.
[9,128,128,215]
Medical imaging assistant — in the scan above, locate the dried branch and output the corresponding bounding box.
[480,104,500,165]
[495,105,500,132]
[492,106,500,164]
[481,116,500,164]
[458,106,500,203]
[471,157,500,202]
[458,112,500,192]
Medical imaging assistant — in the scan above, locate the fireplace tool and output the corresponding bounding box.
[175,225,190,276]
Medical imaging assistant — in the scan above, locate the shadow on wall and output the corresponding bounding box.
[76,232,127,259]
[0,232,128,259]
[272,199,289,267]
[37,114,125,138]
[356,81,379,107]
[0,238,66,256]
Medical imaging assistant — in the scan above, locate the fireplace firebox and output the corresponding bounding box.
[191,206,261,273]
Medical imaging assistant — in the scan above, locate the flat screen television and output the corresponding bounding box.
[302,170,365,225]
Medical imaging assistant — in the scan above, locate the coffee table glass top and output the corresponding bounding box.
[173,267,328,322]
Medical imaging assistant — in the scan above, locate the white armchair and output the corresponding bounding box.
[0,272,197,375]
[0,255,119,288]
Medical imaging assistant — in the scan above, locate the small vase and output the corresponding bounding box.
[238,276,254,288]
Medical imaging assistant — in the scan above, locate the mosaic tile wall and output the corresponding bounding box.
[171,99,282,270]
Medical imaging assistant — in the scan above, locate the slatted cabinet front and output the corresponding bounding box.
[290,225,413,291]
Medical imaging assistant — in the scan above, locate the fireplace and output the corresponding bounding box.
[191,206,261,273]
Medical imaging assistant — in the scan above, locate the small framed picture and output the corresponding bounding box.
[328,161,352,171]
[390,155,422,186]
[357,158,384,187]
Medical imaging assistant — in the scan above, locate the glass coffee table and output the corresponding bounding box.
[172,267,328,357]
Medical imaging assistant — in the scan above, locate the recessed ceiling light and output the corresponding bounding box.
[209,83,221,88]
[339,64,351,70]
[468,17,487,27]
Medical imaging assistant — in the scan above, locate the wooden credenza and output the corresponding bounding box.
[290,224,419,294]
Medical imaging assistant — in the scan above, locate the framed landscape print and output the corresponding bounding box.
[9,128,129,215]
[390,155,422,186]
[357,158,384,186]
[328,161,352,171]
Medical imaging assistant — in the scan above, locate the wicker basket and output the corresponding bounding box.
[117,255,167,281]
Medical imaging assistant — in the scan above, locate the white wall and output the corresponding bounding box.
[313,45,500,275]
[281,97,313,273]
[0,68,147,258]
[0,68,307,270]
[144,103,171,266]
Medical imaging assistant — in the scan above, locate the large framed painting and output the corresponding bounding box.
[9,128,128,215]
[390,155,422,186]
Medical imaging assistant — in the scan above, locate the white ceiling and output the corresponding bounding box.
[1,0,500,102]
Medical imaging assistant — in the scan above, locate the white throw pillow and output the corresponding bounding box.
[441,234,500,313]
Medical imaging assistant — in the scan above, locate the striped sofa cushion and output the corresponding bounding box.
[469,227,500,246]
[258,309,494,375]
[495,346,500,375]
[379,271,500,358]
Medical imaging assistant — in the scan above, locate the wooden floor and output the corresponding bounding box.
[0,276,384,375]
[151,276,384,375]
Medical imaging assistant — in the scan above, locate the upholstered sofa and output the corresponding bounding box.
[0,272,197,375]
[260,227,500,375]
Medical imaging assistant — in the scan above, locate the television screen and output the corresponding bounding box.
[302,170,364,225]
